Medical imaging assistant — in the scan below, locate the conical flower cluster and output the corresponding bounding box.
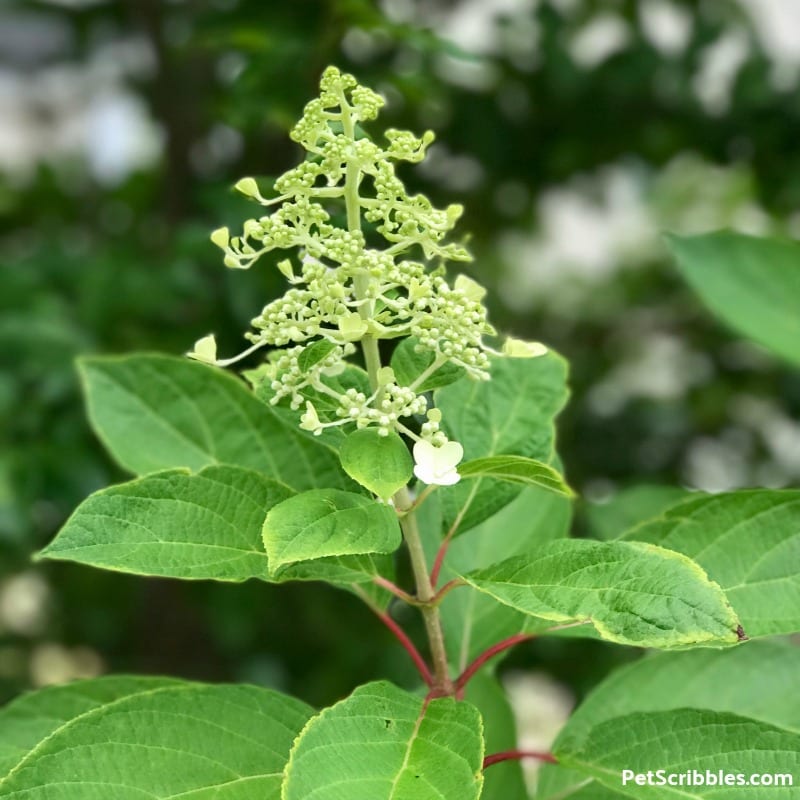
[192,67,545,480]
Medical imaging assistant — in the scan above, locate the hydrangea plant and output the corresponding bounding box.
[1,68,798,800]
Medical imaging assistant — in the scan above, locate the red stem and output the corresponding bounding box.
[431,484,477,587]
[455,633,535,694]
[432,577,464,604]
[373,575,417,605]
[374,609,434,687]
[429,534,452,588]
[456,621,591,696]
[483,750,557,769]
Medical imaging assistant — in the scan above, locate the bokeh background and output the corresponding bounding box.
[2,0,799,765]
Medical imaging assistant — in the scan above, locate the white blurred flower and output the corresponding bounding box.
[0,572,50,636]
[413,440,463,486]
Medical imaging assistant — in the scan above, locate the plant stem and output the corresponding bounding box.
[483,750,557,769]
[339,91,361,235]
[403,483,436,514]
[455,633,535,695]
[456,621,591,696]
[408,354,447,392]
[340,90,381,389]
[432,577,466,604]
[429,538,450,589]
[394,487,454,696]
[430,482,478,587]
[354,586,433,687]
[373,575,419,605]
[340,96,454,696]
[361,334,382,389]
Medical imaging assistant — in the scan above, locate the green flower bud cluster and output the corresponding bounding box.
[334,382,427,438]
[409,275,493,375]
[266,341,355,410]
[198,66,546,448]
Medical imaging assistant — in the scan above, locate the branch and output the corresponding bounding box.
[483,750,557,769]
[430,482,478,587]
[456,621,591,694]
[373,575,419,605]
[455,633,535,694]
[432,577,466,604]
[394,487,454,695]
[429,537,450,589]
[354,586,434,687]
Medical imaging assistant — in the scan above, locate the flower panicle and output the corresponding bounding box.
[199,65,548,463]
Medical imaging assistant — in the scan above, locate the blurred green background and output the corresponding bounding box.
[2,0,799,741]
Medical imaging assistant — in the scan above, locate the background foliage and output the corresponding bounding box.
[1,0,798,751]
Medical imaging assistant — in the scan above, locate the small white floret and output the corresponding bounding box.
[413,440,464,486]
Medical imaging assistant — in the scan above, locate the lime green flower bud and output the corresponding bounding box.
[234,177,260,199]
[503,338,548,358]
[299,401,322,434]
[455,274,487,302]
[187,334,218,364]
[338,313,368,342]
[210,227,229,249]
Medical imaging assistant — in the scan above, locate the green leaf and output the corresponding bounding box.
[39,465,391,591]
[464,675,527,800]
[391,336,465,391]
[539,784,627,800]
[536,768,628,800]
[458,455,573,498]
[538,640,800,799]
[0,676,313,799]
[435,352,569,535]
[463,539,741,649]
[585,484,690,541]
[275,552,396,600]
[282,681,484,800]
[556,709,799,799]
[79,354,352,491]
[339,429,413,499]
[262,489,401,571]
[421,486,572,668]
[38,465,292,581]
[564,639,800,741]
[619,489,800,637]
[0,676,178,777]
[297,339,337,372]
[667,230,800,366]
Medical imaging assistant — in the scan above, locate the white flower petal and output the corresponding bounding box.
[413,464,433,484]
[413,440,436,466]
[434,441,464,472]
[435,468,461,486]
[413,439,463,486]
